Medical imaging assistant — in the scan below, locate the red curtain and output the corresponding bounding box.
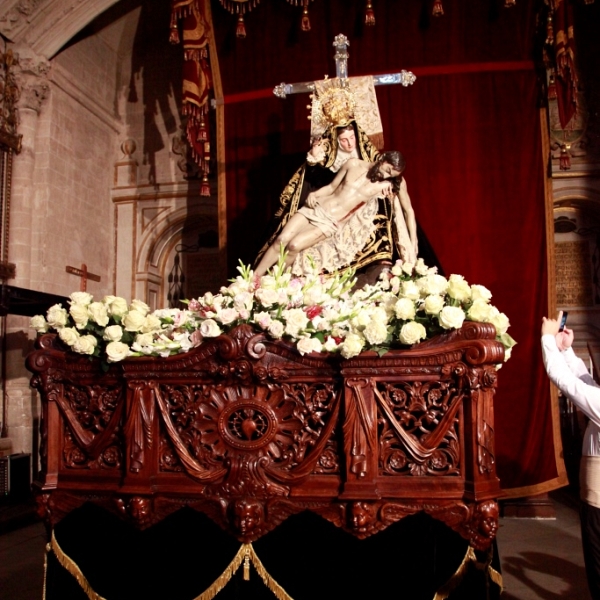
[212,0,562,494]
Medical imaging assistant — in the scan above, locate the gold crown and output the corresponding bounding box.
[308,77,356,130]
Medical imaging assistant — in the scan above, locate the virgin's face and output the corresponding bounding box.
[338,129,356,153]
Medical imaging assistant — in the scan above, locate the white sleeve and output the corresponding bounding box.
[541,334,600,427]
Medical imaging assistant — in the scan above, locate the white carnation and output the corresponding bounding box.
[364,320,388,345]
[341,333,365,359]
[394,298,416,321]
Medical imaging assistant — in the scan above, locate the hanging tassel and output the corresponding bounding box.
[545,12,554,45]
[201,173,210,196]
[504,0,516,6]
[547,73,557,100]
[301,1,311,31]
[432,0,444,17]
[169,11,180,45]
[559,145,571,170]
[236,15,247,38]
[197,112,208,142]
[243,555,251,581]
[365,1,375,25]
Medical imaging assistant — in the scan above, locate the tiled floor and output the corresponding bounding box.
[0,491,592,599]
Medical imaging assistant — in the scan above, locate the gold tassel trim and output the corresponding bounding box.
[49,532,108,600]
[433,545,503,600]
[48,531,295,600]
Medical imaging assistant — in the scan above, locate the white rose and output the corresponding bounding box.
[341,333,365,359]
[282,308,309,337]
[69,303,89,329]
[402,261,415,276]
[470,284,492,302]
[414,258,429,276]
[217,308,238,325]
[253,311,272,329]
[259,275,277,290]
[255,288,279,308]
[105,341,130,362]
[69,291,93,306]
[234,291,254,312]
[129,299,150,317]
[72,334,97,355]
[58,327,80,346]
[467,299,493,322]
[296,337,323,355]
[324,336,340,352]
[364,320,388,345]
[394,298,416,321]
[447,274,471,302]
[400,281,420,301]
[303,284,326,306]
[423,294,445,315]
[87,302,109,327]
[418,274,448,296]
[391,261,403,276]
[438,306,466,330]
[268,320,285,339]
[141,314,162,333]
[134,332,155,347]
[370,306,388,323]
[489,311,510,335]
[352,309,372,329]
[399,321,427,345]
[104,296,128,318]
[30,315,49,333]
[103,325,123,342]
[47,304,68,329]
[122,310,147,332]
[200,319,222,338]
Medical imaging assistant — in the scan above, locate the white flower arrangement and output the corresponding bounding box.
[30,251,516,366]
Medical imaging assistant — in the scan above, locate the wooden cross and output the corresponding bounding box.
[273,33,416,98]
[66,264,101,292]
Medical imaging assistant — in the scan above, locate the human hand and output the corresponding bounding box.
[541,314,560,337]
[556,327,574,351]
[381,182,394,198]
[305,193,319,208]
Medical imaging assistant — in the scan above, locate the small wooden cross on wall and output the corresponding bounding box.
[66,263,101,292]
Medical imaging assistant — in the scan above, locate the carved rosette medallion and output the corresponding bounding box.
[218,399,278,450]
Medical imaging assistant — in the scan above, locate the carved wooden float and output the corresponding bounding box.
[27,322,504,550]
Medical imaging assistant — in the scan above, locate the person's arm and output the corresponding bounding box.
[541,330,600,426]
[305,159,352,207]
[398,178,418,257]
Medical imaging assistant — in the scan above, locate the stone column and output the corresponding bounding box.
[2,49,50,465]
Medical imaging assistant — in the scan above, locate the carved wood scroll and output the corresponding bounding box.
[27,322,504,551]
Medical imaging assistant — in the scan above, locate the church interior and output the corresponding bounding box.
[1,0,600,598]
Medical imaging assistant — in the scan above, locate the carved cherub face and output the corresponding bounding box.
[232,499,263,536]
[350,501,375,529]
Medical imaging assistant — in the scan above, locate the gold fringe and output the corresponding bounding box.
[48,531,295,600]
[432,545,503,600]
[43,543,50,600]
[50,532,108,600]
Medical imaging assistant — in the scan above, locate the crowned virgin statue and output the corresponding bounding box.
[254,78,437,279]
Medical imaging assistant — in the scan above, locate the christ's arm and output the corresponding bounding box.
[398,178,418,256]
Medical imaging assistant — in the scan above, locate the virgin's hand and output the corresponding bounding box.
[306,193,318,208]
